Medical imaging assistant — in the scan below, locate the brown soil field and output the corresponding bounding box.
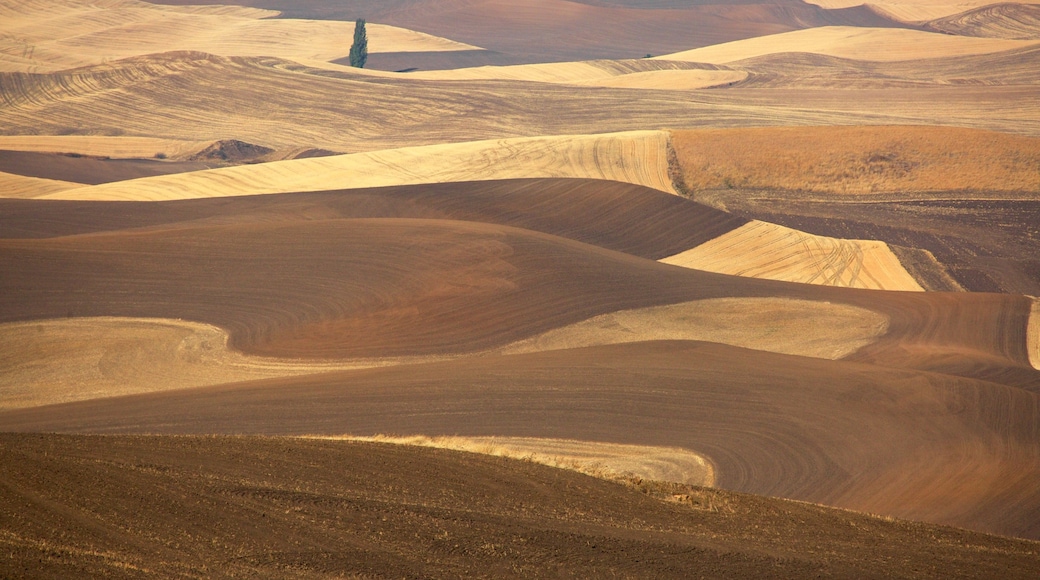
[0,150,213,184]
[6,0,1040,570]
[671,126,1040,195]
[3,340,1038,540]
[689,193,1040,295]
[3,174,1040,540]
[5,179,1035,382]
[34,131,679,201]
[0,179,744,254]
[336,435,716,487]
[4,435,1038,579]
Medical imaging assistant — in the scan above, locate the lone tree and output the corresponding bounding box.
[349,19,368,68]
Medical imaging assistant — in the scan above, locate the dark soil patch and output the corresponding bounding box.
[1,434,1037,578]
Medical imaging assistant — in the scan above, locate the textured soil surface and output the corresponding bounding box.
[2,434,1038,579]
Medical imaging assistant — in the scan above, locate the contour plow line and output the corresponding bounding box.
[35,131,677,201]
[660,220,924,291]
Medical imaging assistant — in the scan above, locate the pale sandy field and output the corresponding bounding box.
[0,171,83,198]
[499,297,889,359]
[3,0,1040,551]
[0,317,449,410]
[0,0,479,73]
[661,221,925,291]
[0,297,890,409]
[386,60,747,90]
[30,131,676,201]
[0,136,210,159]
[659,26,1040,64]
[805,0,1040,22]
[321,435,715,488]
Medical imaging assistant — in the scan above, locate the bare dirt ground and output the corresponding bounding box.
[332,435,716,487]
[669,126,1040,294]
[0,150,213,185]
[3,341,1038,540]
[4,434,1038,579]
[3,182,1040,538]
[5,0,1040,573]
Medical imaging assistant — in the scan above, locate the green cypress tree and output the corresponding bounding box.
[349,19,368,68]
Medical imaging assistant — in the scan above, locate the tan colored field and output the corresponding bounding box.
[671,126,1040,196]
[330,435,715,488]
[500,297,888,359]
[4,51,1038,156]
[33,131,676,201]
[925,3,1040,39]
[661,221,925,291]
[1,297,888,409]
[0,317,446,410]
[395,59,746,90]
[805,0,1040,22]
[0,0,479,73]
[4,0,1040,563]
[0,135,208,159]
[1030,298,1040,370]
[659,26,1039,64]
[0,171,82,198]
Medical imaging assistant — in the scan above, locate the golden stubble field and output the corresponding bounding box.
[3,0,1040,576]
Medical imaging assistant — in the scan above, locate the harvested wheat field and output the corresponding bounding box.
[0,0,480,73]
[671,126,1040,195]
[806,0,1040,21]
[660,25,1040,64]
[669,126,1040,295]
[32,131,678,201]
[4,0,1040,575]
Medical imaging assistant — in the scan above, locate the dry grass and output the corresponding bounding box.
[0,135,208,159]
[0,171,83,198]
[925,4,1040,39]
[671,126,1040,196]
[658,26,1039,64]
[499,297,889,360]
[35,131,676,201]
[0,0,479,73]
[804,0,1040,23]
[317,434,715,488]
[388,59,746,90]
[0,317,446,410]
[661,221,925,291]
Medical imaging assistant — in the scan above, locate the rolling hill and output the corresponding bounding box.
[5,0,1040,573]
